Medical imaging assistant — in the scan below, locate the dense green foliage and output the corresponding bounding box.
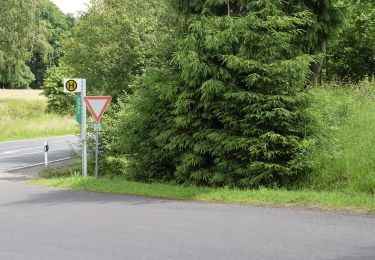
[326,1,375,82]
[114,0,314,188]
[33,0,375,193]
[28,0,74,89]
[0,0,45,88]
[292,0,345,85]
[42,64,75,114]
[0,0,73,89]
[43,0,169,114]
[61,0,169,99]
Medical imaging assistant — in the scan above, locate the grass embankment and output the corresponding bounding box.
[0,89,76,141]
[31,84,375,214]
[307,85,375,195]
[30,176,375,213]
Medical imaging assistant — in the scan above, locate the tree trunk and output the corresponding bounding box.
[308,41,326,86]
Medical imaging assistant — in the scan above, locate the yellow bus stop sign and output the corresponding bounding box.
[63,78,85,93]
[66,80,78,92]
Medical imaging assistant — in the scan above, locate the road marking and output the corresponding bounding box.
[0,148,70,159]
[0,135,77,144]
[0,144,27,151]
[4,157,75,172]
[0,140,74,155]
[1,146,49,155]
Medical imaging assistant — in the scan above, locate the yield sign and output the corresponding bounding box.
[83,96,112,122]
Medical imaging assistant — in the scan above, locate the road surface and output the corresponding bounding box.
[0,135,79,172]
[0,175,374,259]
[0,136,374,259]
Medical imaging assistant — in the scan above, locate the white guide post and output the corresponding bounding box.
[44,140,49,167]
[81,80,87,177]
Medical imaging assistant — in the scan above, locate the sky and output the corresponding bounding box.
[51,0,90,15]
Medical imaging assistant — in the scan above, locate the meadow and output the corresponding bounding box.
[0,89,76,141]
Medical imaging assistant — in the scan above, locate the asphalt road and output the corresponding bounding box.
[0,172,374,260]
[0,135,79,172]
[0,136,374,259]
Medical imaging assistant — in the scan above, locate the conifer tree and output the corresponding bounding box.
[119,0,314,187]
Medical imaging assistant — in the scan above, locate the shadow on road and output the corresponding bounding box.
[332,246,375,260]
[0,187,174,208]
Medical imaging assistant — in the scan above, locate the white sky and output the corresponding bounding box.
[51,0,90,15]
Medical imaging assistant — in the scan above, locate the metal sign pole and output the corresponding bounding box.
[81,80,87,177]
[93,122,101,179]
[95,130,99,179]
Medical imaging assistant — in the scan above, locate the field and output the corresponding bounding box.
[0,89,77,141]
[0,89,46,100]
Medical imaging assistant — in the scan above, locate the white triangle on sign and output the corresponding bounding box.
[90,100,107,117]
[84,96,112,122]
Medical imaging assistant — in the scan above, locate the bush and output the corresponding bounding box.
[42,65,75,115]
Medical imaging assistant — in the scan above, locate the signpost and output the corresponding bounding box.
[64,78,87,177]
[84,96,112,178]
[75,96,82,125]
[63,78,111,179]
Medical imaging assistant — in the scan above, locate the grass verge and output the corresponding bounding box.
[307,84,375,194]
[29,176,375,214]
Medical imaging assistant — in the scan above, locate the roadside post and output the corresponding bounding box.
[83,96,112,179]
[63,78,87,177]
[44,141,49,167]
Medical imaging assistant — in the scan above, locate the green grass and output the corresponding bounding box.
[0,91,77,141]
[30,175,375,214]
[307,83,375,194]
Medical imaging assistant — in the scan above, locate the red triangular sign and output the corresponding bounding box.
[84,96,112,122]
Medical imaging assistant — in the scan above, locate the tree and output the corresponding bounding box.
[119,0,314,187]
[325,1,375,82]
[0,0,51,88]
[28,0,75,89]
[285,0,346,85]
[61,0,168,100]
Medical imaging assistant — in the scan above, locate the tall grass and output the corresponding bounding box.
[0,90,77,141]
[307,82,375,194]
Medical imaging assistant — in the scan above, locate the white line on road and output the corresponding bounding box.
[0,135,77,144]
[0,144,27,151]
[0,148,70,159]
[3,157,75,172]
[1,146,47,155]
[0,140,75,155]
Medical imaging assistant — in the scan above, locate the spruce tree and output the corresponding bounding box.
[165,0,314,187]
[119,0,314,188]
